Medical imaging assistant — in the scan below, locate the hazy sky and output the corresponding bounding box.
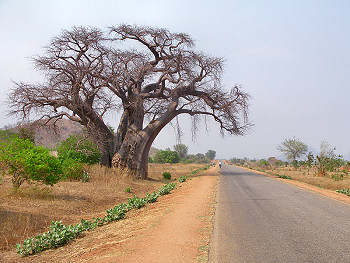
[1,0,349,160]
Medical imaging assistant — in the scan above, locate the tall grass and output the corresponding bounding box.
[0,162,208,252]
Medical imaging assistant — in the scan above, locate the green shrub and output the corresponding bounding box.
[125,186,131,193]
[178,175,188,183]
[57,133,100,164]
[153,150,179,164]
[61,158,84,181]
[162,171,171,180]
[0,137,62,188]
[258,160,270,168]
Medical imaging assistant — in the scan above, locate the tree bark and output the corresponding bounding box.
[112,109,176,179]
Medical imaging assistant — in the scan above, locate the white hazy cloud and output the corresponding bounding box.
[234,45,299,60]
[1,0,350,160]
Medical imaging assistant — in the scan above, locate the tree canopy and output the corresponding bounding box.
[277,137,308,162]
[8,24,251,178]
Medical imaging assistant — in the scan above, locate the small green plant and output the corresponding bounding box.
[162,171,171,180]
[125,186,131,193]
[178,175,188,183]
[158,182,177,196]
[127,195,147,209]
[336,188,350,196]
[81,171,90,182]
[331,173,344,181]
[16,181,177,256]
[276,174,293,180]
[144,191,159,203]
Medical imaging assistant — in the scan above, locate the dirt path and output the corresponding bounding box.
[2,170,218,263]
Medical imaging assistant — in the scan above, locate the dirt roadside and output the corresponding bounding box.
[2,169,218,263]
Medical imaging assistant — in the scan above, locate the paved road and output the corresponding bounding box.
[209,165,350,263]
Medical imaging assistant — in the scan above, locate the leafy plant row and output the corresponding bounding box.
[276,174,293,180]
[190,164,211,175]
[16,182,177,256]
[336,188,350,196]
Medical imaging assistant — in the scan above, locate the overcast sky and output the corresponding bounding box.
[0,0,349,160]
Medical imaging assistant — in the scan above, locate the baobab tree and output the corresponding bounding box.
[8,24,251,179]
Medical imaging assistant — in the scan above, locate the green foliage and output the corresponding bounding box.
[16,181,177,256]
[127,195,147,209]
[162,171,171,180]
[205,150,216,160]
[173,144,188,160]
[81,171,90,183]
[61,158,84,181]
[258,159,270,168]
[178,175,188,183]
[57,133,100,164]
[17,127,35,143]
[306,152,315,167]
[331,174,344,181]
[292,160,300,169]
[143,191,159,203]
[125,186,131,193]
[153,150,180,164]
[0,137,62,188]
[276,174,293,180]
[277,137,308,161]
[336,188,350,196]
[158,182,177,196]
[316,141,345,176]
[148,156,153,163]
[274,160,284,167]
[0,129,18,143]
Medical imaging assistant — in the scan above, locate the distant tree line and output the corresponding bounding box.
[229,137,349,177]
[149,144,216,164]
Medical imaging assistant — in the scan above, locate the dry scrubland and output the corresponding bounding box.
[0,163,208,254]
[239,163,350,192]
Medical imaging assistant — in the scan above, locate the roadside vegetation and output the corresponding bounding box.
[229,138,350,197]
[0,127,215,257]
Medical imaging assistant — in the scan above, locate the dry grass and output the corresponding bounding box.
[250,166,350,191]
[0,162,207,252]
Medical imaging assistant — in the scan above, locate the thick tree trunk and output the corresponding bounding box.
[98,139,116,167]
[85,117,116,167]
[112,109,177,179]
[112,129,151,179]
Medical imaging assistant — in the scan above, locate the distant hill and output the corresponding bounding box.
[14,119,83,149]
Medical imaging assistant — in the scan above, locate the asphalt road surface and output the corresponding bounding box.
[209,165,350,263]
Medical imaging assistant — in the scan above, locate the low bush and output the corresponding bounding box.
[0,137,62,189]
[153,150,180,164]
[57,133,100,164]
[61,158,84,181]
[162,171,171,180]
[178,175,188,183]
